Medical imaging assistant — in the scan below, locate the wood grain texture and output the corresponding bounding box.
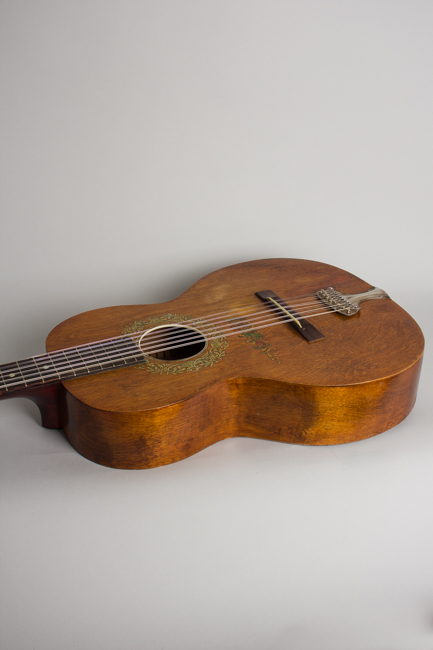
[40,258,424,469]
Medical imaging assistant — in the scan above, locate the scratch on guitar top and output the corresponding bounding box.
[204,283,232,303]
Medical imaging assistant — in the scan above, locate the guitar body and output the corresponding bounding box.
[43,259,424,469]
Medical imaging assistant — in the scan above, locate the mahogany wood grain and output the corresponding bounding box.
[1,259,425,468]
[51,259,425,468]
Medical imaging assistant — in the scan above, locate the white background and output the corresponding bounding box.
[0,2,432,648]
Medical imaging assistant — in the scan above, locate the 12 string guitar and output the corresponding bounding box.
[0,259,424,469]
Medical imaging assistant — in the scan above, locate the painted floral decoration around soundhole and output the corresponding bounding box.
[122,313,229,375]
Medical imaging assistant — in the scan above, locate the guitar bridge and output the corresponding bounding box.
[255,290,325,343]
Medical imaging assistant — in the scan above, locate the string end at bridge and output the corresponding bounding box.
[255,290,325,343]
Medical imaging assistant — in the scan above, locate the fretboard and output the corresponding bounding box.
[0,337,146,394]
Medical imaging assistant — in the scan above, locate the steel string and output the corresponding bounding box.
[1,296,328,380]
[1,301,341,389]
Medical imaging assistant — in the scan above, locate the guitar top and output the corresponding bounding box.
[0,258,424,469]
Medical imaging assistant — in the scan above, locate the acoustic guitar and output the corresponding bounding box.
[0,259,424,469]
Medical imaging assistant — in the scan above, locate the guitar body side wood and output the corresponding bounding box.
[60,360,422,469]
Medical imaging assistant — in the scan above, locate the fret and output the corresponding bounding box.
[15,360,28,387]
[0,364,13,392]
[91,343,116,369]
[111,337,145,364]
[60,351,77,378]
[82,344,112,370]
[74,346,95,373]
[31,357,45,382]
[98,341,124,368]
[0,361,28,391]
[102,339,143,366]
[78,344,116,372]
[0,366,7,392]
[0,336,146,394]
[63,348,91,376]
[17,358,43,386]
[107,339,129,364]
[51,352,80,380]
[34,354,61,383]
[59,339,144,377]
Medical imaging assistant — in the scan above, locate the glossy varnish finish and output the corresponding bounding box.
[36,258,424,469]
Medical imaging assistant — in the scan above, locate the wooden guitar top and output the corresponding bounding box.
[47,258,423,407]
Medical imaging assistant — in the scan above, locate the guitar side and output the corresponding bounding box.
[59,361,422,469]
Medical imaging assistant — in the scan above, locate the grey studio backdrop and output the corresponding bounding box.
[0,2,432,649]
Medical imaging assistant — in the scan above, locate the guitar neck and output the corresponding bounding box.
[0,337,146,395]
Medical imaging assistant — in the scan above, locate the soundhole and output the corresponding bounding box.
[139,325,207,361]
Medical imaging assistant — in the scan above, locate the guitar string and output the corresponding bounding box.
[1,305,339,389]
[131,296,325,337]
[1,299,339,386]
[1,302,344,389]
[0,294,327,378]
[0,296,330,380]
[127,300,329,351]
[128,305,333,356]
[118,296,326,350]
[3,279,363,384]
